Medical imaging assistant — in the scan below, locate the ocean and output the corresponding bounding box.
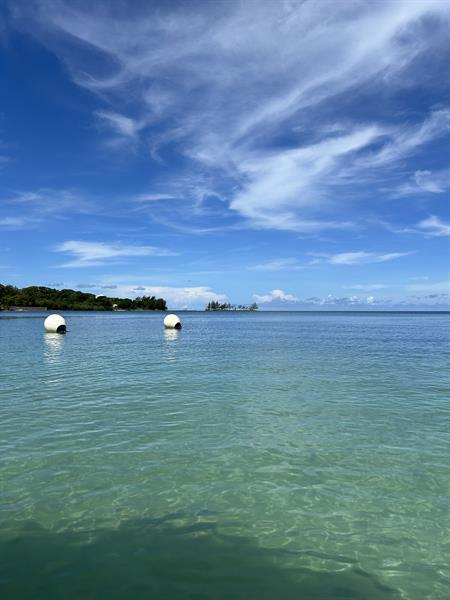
[0,311,449,599]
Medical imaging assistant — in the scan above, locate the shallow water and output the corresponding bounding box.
[1,311,449,599]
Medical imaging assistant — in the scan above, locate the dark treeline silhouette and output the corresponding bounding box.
[206,301,258,311]
[0,284,166,311]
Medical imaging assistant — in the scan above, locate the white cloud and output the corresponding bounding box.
[252,290,379,306]
[90,283,227,308]
[95,111,145,146]
[391,168,450,197]
[315,295,376,306]
[96,111,140,137]
[406,280,450,294]
[229,110,450,231]
[354,109,450,170]
[229,127,380,231]
[348,283,390,291]
[0,140,9,168]
[249,258,303,271]
[328,251,412,265]
[135,286,227,308]
[406,293,450,305]
[253,289,299,303]
[0,216,29,228]
[10,0,449,232]
[0,189,92,229]
[416,215,450,237]
[389,215,450,237]
[55,240,178,267]
[413,170,445,193]
[136,193,177,202]
[10,189,88,212]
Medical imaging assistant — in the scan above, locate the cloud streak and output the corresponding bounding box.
[249,258,304,271]
[388,215,450,237]
[327,251,413,265]
[308,250,413,265]
[55,240,178,267]
[392,169,450,197]
[406,280,450,295]
[416,216,450,237]
[0,189,93,229]
[136,194,177,203]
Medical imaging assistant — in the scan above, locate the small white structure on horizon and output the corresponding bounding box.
[164,314,181,329]
[44,314,67,334]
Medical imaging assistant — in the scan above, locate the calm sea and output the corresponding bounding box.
[0,311,449,599]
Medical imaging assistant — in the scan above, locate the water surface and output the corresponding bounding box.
[1,311,449,599]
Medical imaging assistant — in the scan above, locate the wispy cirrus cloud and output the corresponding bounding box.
[329,251,413,265]
[95,111,146,147]
[135,193,177,203]
[0,216,30,228]
[387,215,450,237]
[229,109,450,231]
[55,240,178,267]
[9,0,449,232]
[353,109,450,171]
[249,258,304,271]
[0,189,92,228]
[229,127,379,231]
[311,251,413,265]
[0,140,9,168]
[416,216,450,237]
[96,111,140,138]
[408,293,449,304]
[392,169,450,197]
[347,283,390,291]
[406,280,450,295]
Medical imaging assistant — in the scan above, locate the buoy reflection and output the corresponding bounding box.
[44,333,65,364]
[164,329,180,342]
[163,328,179,362]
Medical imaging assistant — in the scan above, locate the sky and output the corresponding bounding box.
[0,0,449,309]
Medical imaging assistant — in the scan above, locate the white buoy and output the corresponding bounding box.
[164,314,181,329]
[44,314,67,334]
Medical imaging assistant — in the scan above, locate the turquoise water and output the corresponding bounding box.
[0,311,449,599]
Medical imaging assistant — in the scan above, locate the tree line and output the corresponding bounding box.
[0,284,167,311]
[205,301,258,311]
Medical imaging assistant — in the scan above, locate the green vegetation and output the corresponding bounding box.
[205,301,258,311]
[0,284,167,311]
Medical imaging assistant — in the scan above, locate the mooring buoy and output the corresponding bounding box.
[163,314,181,329]
[44,314,67,334]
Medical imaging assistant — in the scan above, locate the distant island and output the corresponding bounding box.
[0,284,166,311]
[205,301,258,311]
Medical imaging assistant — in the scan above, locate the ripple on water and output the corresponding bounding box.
[1,311,449,599]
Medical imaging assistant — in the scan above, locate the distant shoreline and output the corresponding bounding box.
[0,307,166,312]
[1,309,449,315]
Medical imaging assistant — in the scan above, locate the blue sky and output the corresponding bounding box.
[1,0,449,309]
